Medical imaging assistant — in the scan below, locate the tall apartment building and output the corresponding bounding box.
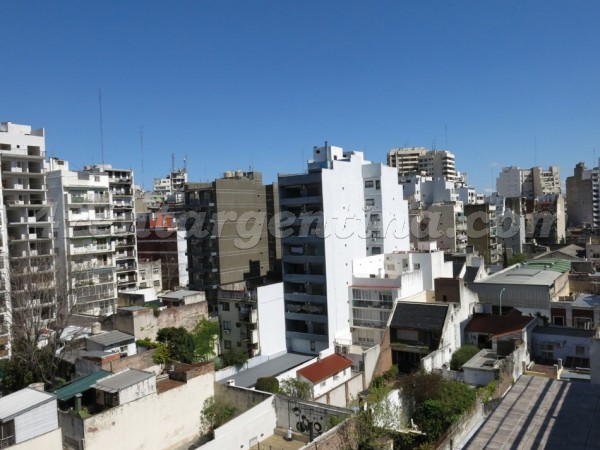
[387,147,457,181]
[279,144,410,354]
[464,203,501,265]
[566,162,598,229]
[497,166,561,199]
[48,159,118,316]
[0,122,56,358]
[84,165,138,292]
[153,167,188,206]
[184,171,272,310]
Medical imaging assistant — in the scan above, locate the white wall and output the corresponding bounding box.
[12,428,61,450]
[257,283,286,357]
[82,371,214,450]
[299,366,352,399]
[412,250,453,291]
[14,400,58,444]
[117,376,157,405]
[200,396,277,450]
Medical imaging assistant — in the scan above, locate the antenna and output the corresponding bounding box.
[534,137,537,167]
[183,154,187,172]
[445,125,448,149]
[140,128,145,191]
[171,153,175,174]
[98,88,105,165]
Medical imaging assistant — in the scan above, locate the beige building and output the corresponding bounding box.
[387,147,456,181]
[465,203,501,265]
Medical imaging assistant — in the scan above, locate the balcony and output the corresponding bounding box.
[390,340,432,354]
[352,318,388,329]
[285,330,328,343]
[70,195,110,204]
[239,309,258,324]
[284,292,326,303]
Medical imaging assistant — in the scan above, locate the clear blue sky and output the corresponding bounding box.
[2,1,600,192]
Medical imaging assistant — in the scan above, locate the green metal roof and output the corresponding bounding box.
[522,259,571,273]
[55,370,112,402]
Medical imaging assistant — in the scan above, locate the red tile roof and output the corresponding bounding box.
[297,354,353,384]
[465,313,534,337]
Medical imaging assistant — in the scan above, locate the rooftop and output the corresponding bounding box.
[55,370,112,401]
[573,293,600,308]
[86,330,135,347]
[462,349,502,372]
[297,354,353,384]
[465,313,535,337]
[463,375,600,449]
[0,388,55,421]
[521,258,572,273]
[532,326,595,338]
[389,302,449,332]
[159,289,203,300]
[218,353,313,388]
[474,265,564,287]
[93,369,154,393]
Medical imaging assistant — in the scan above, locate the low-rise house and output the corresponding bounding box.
[550,293,600,328]
[85,330,136,357]
[465,313,536,350]
[58,362,215,450]
[531,326,594,368]
[296,354,353,399]
[0,387,61,449]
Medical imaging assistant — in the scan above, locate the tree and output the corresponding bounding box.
[279,378,312,400]
[192,318,220,361]
[200,395,236,435]
[156,327,195,363]
[221,350,248,369]
[255,376,279,393]
[1,252,79,393]
[450,345,479,371]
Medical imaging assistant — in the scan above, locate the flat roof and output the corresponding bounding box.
[462,349,501,372]
[532,326,594,338]
[86,330,135,347]
[93,369,154,393]
[0,388,56,421]
[218,353,313,388]
[475,266,563,287]
[159,290,202,300]
[573,293,600,308]
[463,375,600,449]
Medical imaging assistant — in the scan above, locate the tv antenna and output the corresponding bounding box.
[140,128,145,190]
[98,88,105,165]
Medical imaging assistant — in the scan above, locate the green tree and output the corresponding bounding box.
[450,345,479,371]
[279,378,312,400]
[152,342,171,365]
[255,376,279,393]
[192,318,220,361]
[156,327,195,363]
[200,395,236,434]
[222,350,249,369]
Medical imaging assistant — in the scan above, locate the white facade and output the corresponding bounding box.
[497,166,561,199]
[256,283,286,357]
[48,159,118,316]
[362,164,410,255]
[298,366,352,399]
[411,244,454,291]
[0,122,57,358]
[387,147,457,181]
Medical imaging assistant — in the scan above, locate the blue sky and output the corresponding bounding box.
[2,1,600,192]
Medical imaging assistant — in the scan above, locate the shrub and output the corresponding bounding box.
[279,378,312,400]
[450,345,479,371]
[136,338,157,349]
[222,350,249,369]
[156,327,195,363]
[152,342,171,365]
[200,396,236,433]
[384,364,399,381]
[255,377,279,393]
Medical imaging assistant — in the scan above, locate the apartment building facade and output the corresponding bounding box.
[0,122,56,358]
[464,203,501,265]
[387,147,457,181]
[84,165,138,292]
[566,162,599,229]
[48,159,118,316]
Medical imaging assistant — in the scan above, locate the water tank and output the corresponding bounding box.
[224,171,234,179]
[91,322,101,335]
[235,170,243,179]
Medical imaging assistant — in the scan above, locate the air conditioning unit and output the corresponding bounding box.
[224,329,230,335]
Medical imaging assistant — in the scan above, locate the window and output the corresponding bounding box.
[153,268,160,275]
[237,341,241,347]
[320,381,326,388]
[221,302,230,311]
[139,269,146,277]
[153,280,160,287]
[414,263,421,270]
[553,316,565,326]
[375,180,381,190]
[224,340,231,350]
[576,346,585,356]
[365,199,375,207]
[364,180,374,189]
[222,320,231,330]
[310,341,316,352]
[574,317,592,329]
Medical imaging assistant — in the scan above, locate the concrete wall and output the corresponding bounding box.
[591,336,600,385]
[257,283,286,357]
[300,367,352,399]
[115,301,208,340]
[531,330,591,363]
[79,369,214,450]
[200,396,277,450]
[313,372,364,408]
[274,396,350,439]
[12,428,61,450]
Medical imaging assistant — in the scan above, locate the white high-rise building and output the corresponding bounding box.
[279,144,410,354]
[48,159,118,316]
[497,166,561,199]
[0,122,56,359]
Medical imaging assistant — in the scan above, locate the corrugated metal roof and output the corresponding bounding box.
[476,266,563,286]
[0,388,55,421]
[55,370,112,401]
[523,259,571,273]
[86,330,134,347]
[390,302,449,332]
[92,369,154,393]
[159,290,202,300]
